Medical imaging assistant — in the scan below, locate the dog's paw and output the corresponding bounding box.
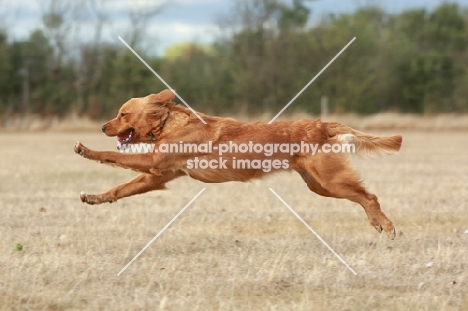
[80,192,91,204]
[80,192,98,205]
[387,227,396,240]
[74,141,86,157]
[373,224,383,234]
[80,192,115,204]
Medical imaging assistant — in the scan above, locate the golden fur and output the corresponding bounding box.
[74,89,402,239]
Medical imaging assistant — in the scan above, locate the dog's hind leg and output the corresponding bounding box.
[296,155,395,239]
[80,170,186,205]
[296,169,333,197]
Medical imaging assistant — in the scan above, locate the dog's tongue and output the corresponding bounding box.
[117,129,132,142]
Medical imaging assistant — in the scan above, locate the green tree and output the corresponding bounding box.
[277,0,311,30]
[391,4,465,113]
[9,30,54,114]
[0,30,12,114]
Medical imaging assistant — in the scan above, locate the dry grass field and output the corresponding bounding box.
[0,131,467,310]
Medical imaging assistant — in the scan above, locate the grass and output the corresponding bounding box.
[0,131,467,310]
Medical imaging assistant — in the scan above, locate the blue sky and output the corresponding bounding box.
[2,0,468,54]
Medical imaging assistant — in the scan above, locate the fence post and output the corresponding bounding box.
[321,95,328,119]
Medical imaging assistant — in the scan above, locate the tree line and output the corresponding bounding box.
[0,1,467,119]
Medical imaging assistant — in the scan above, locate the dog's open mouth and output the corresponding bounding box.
[117,128,134,145]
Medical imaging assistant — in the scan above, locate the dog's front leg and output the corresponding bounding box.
[80,171,186,205]
[74,141,159,174]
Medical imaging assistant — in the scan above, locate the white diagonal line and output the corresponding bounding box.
[268,188,357,275]
[117,188,206,276]
[268,37,356,124]
[118,36,207,125]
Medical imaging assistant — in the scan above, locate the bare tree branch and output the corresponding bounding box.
[125,0,170,47]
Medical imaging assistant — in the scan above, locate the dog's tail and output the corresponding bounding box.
[326,122,402,157]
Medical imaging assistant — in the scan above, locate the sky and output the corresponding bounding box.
[2,0,468,55]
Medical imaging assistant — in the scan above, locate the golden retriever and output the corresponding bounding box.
[74,89,402,239]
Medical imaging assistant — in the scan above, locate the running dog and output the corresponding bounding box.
[74,89,402,239]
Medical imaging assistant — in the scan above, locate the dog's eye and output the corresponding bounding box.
[120,113,126,117]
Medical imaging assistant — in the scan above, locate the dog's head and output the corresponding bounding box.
[102,89,176,148]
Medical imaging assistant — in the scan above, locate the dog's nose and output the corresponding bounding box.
[101,124,107,133]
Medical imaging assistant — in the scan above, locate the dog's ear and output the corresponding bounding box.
[146,89,176,105]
